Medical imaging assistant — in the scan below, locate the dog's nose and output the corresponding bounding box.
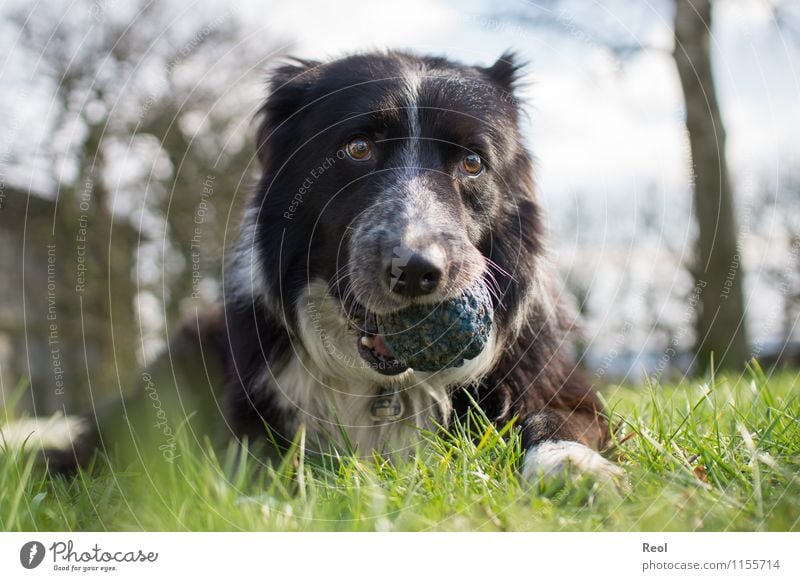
[385,251,444,297]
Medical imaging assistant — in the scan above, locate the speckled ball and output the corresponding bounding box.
[377,279,494,371]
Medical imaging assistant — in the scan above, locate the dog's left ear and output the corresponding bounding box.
[481,51,523,92]
[256,58,321,168]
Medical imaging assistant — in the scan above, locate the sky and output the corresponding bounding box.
[4,0,796,212]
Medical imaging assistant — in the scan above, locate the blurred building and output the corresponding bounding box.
[0,187,136,414]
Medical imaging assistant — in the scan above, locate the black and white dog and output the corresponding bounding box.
[4,51,620,482]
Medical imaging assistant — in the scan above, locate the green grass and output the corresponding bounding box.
[2,363,799,531]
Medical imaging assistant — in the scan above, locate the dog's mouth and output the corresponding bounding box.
[346,304,409,376]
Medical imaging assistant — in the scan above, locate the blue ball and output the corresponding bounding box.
[377,279,493,371]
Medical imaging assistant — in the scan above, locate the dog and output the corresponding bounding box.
[2,50,620,483]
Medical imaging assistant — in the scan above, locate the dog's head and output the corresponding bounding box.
[232,51,546,381]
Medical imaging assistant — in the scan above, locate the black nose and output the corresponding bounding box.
[385,251,444,297]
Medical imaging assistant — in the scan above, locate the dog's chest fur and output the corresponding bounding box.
[269,351,451,454]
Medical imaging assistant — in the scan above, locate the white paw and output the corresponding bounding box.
[0,414,87,451]
[522,440,624,482]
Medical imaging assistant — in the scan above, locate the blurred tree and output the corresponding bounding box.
[505,0,751,371]
[673,0,748,371]
[2,0,286,411]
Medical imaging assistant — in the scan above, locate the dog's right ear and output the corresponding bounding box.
[256,59,321,167]
[481,51,523,94]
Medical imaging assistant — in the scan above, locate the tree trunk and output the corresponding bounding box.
[673,0,749,371]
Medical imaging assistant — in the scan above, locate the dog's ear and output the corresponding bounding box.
[256,58,321,167]
[481,51,523,93]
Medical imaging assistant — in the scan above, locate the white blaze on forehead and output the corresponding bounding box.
[400,66,423,174]
[379,64,443,252]
[378,65,448,248]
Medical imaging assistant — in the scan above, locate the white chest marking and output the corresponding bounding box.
[263,280,500,455]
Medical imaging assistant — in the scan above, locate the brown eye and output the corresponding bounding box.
[461,153,483,176]
[345,136,372,161]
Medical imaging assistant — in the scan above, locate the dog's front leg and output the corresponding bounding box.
[518,409,623,483]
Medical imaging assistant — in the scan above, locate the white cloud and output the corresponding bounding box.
[242,0,456,58]
[530,51,689,201]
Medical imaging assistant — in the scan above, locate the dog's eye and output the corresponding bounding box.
[345,136,373,161]
[460,153,483,176]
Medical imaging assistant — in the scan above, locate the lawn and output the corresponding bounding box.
[1,362,799,531]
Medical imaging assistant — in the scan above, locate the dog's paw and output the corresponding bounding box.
[522,440,624,483]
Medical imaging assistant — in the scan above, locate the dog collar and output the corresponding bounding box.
[370,386,404,422]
